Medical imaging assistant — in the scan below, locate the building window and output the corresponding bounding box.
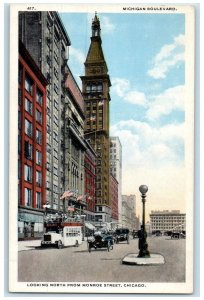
[25,75,33,95]
[24,165,32,182]
[54,83,59,95]
[36,150,42,165]
[25,98,32,115]
[54,100,58,109]
[46,55,51,66]
[36,171,42,186]
[86,85,91,92]
[47,124,51,134]
[54,51,59,63]
[25,188,32,207]
[54,67,58,78]
[47,143,51,154]
[46,181,50,189]
[18,111,21,130]
[53,167,58,176]
[36,192,42,209]
[53,131,58,141]
[36,109,42,124]
[18,136,21,154]
[18,64,22,83]
[54,115,58,125]
[97,83,103,91]
[25,119,32,137]
[24,141,32,160]
[18,89,22,105]
[54,149,58,158]
[36,130,42,144]
[36,89,43,106]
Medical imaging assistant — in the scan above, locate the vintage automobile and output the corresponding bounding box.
[114,228,130,244]
[87,232,114,252]
[171,231,186,239]
[41,221,83,249]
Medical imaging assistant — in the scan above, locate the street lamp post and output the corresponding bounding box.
[138,185,150,258]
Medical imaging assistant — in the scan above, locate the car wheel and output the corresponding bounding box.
[75,240,79,247]
[88,244,91,252]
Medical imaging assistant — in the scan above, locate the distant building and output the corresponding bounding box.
[122,194,136,211]
[149,210,186,233]
[121,195,139,230]
[18,41,48,240]
[110,136,122,224]
[110,174,119,223]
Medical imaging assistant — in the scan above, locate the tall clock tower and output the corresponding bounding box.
[81,13,112,223]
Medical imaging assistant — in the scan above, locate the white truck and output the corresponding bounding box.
[41,221,83,249]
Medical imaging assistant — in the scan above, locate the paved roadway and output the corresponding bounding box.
[18,236,186,282]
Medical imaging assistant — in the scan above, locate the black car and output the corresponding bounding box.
[114,228,130,244]
[87,233,114,252]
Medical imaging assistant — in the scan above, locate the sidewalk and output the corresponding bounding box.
[18,239,41,252]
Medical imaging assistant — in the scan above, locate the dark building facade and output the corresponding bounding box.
[81,14,112,223]
[61,67,87,215]
[18,11,71,212]
[18,41,48,239]
[84,140,96,222]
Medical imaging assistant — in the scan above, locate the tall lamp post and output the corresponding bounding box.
[138,185,150,258]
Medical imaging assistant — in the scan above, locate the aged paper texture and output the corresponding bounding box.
[9,3,195,294]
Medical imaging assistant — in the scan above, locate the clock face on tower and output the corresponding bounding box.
[90,67,102,74]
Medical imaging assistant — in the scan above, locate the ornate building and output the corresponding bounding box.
[81,14,112,223]
[61,66,87,215]
[110,174,119,224]
[110,136,122,224]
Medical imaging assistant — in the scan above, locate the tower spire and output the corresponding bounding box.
[92,11,101,37]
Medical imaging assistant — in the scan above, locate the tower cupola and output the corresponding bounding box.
[92,12,101,37]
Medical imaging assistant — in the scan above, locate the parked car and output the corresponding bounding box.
[171,232,186,239]
[114,228,130,244]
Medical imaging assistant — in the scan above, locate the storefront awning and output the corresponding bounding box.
[85,222,96,230]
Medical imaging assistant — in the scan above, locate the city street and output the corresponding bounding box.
[18,236,186,282]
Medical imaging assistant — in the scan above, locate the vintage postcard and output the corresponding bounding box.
[9,3,195,294]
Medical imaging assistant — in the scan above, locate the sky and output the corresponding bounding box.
[59,11,186,219]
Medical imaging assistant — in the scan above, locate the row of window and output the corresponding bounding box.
[24,165,42,185]
[151,217,185,220]
[20,73,43,105]
[25,98,43,123]
[110,149,117,153]
[25,119,42,144]
[24,141,42,164]
[86,83,103,93]
[24,188,42,208]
